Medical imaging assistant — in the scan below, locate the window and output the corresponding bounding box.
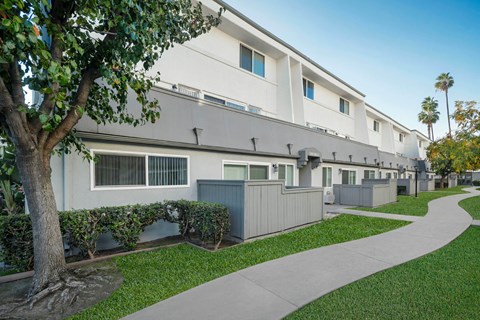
[224,164,248,180]
[339,98,350,115]
[204,94,225,105]
[394,172,398,179]
[303,78,314,100]
[149,156,188,186]
[419,141,422,147]
[204,94,247,111]
[95,154,145,187]
[94,152,188,188]
[278,164,294,186]
[342,170,356,185]
[386,172,392,179]
[399,133,404,142]
[322,167,332,187]
[373,120,380,132]
[249,165,268,180]
[223,162,269,180]
[240,44,265,77]
[364,170,375,179]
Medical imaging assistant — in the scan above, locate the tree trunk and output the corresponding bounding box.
[15,149,66,295]
[431,124,435,140]
[445,91,452,136]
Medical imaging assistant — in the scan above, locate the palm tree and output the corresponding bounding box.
[434,72,454,136]
[418,96,440,140]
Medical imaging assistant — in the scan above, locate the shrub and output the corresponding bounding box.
[472,180,480,186]
[102,203,166,251]
[165,200,230,250]
[164,200,195,238]
[191,202,230,250]
[60,209,106,259]
[0,214,33,271]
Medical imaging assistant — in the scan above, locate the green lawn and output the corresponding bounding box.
[352,186,467,216]
[459,195,480,220]
[71,215,408,319]
[286,192,480,320]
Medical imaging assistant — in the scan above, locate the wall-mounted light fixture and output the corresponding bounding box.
[338,168,343,174]
[172,84,178,91]
[272,164,279,173]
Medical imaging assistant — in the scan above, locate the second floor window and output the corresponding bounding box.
[373,120,380,132]
[399,133,404,142]
[303,78,314,99]
[339,98,350,115]
[240,44,265,77]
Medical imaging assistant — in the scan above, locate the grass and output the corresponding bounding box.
[286,190,480,320]
[352,186,467,217]
[459,195,480,220]
[71,215,408,319]
[286,226,480,320]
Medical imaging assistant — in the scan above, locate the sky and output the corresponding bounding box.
[224,0,480,138]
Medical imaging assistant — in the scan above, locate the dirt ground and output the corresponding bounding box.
[0,261,123,320]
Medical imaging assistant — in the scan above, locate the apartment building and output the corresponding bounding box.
[50,0,432,229]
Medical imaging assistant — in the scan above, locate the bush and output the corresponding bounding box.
[191,202,230,250]
[166,200,230,250]
[472,180,480,186]
[0,214,33,271]
[164,200,195,238]
[60,209,106,259]
[102,203,166,251]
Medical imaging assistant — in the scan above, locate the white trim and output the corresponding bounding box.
[277,162,296,186]
[239,42,266,78]
[222,160,271,180]
[90,149,190,191]
[321,166,333,188]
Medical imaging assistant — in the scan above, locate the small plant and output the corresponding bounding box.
[472,180,480,186]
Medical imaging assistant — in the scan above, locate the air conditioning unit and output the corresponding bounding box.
[323,190,335,204]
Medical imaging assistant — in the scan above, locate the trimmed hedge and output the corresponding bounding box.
[0,200,229,271]
[472,180,480,186]
[0,214,34,271]
[165,200,230,249]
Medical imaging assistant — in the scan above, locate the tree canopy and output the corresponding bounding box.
[0,0,223,298]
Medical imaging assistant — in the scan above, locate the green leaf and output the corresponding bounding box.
[39,114,49,124]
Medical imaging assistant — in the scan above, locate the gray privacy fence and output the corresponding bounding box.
[333,179,397,207]
[197,180,324,241]
[419,178,435,191]
[397,179,419,195]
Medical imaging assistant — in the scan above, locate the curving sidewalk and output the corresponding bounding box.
[123,188,479,320]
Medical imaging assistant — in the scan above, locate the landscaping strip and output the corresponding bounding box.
[351,186,467,216]
[458,195,480,220]
[70,215,408,320]
[286,191,480,320]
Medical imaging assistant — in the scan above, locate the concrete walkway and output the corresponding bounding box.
[124,188,478,320]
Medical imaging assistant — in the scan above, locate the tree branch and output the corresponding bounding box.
[30,33,64,135]
[42,67,97,161]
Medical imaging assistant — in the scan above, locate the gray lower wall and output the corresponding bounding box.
[198,180,323,240]
[419,179,435,191]
[333,179,397,207]
[397,179,418,195]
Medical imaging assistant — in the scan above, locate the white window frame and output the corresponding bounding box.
[239,43,265,78]
[277,162,295,186]
[90,149,190,191]
[302,78,315,100]
[222,160,271,180]
[342,168,357,185]
[364,169,376,179]
[322,166,333,188]
[339,98,350,115]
